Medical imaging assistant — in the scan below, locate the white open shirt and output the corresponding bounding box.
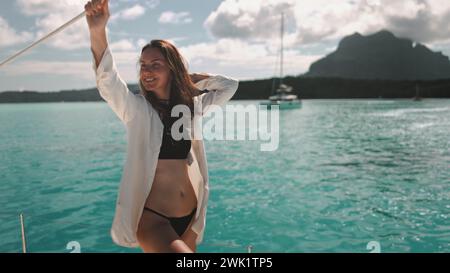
[92,45,239,248]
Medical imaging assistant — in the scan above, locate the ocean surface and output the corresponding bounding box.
[0,99,449,253]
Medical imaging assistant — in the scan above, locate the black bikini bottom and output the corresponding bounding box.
[144,207,197,237]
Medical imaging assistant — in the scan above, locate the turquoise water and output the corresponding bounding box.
[0,99,449,253]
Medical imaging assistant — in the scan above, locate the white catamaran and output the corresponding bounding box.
[261,12,301,109]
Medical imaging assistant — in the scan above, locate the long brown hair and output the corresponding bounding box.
[138,40,198,119]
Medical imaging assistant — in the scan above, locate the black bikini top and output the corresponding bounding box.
[157,101,191,160]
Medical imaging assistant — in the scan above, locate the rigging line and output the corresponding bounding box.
[0,11,86,68]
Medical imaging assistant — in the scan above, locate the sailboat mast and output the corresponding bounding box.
[280,12,284,85]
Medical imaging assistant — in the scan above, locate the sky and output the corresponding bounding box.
[1,0,450,92]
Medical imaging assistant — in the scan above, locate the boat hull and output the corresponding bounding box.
[259,100,302,109]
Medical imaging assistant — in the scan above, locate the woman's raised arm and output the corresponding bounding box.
[86,0,109,67]
[85,0,140,124]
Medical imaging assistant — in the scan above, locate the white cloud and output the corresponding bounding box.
[16,0,89,50]
[34,13,89,50]
[115,0,159,9]
[14,0,148,51]
[205,0,295,41]
[165,37,190,45]
[137,38,148,49]
[178,38,321,80]
[159,11,193,24]
[110,39,136,51]
[16,0,82,16]
[0,16,33,47]
[111,4,146,21]
[4,60,94,80]
[122,4,146,19]
[205,0,450,47]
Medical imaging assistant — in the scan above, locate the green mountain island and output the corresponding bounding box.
[304,30,450,80]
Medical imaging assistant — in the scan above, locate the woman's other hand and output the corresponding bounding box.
[190,73,211,84]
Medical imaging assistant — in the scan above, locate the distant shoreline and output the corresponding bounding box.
[1,77,450,103]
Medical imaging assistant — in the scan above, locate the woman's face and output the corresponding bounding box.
[139,47,172,96]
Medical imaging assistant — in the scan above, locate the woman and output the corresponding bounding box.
[85,0,239,253]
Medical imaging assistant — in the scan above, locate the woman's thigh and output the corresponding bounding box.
[180,214,198,252]
[137,210,194,253]
[181,228,197,252]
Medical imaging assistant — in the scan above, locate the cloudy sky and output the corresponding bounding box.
[1,0,450,92]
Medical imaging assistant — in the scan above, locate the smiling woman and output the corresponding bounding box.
[137,40,204,118]
[85,0,239,253]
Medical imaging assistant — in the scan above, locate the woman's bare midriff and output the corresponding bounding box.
[144,159,197,217]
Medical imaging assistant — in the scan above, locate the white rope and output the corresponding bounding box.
[0,11,86,68]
